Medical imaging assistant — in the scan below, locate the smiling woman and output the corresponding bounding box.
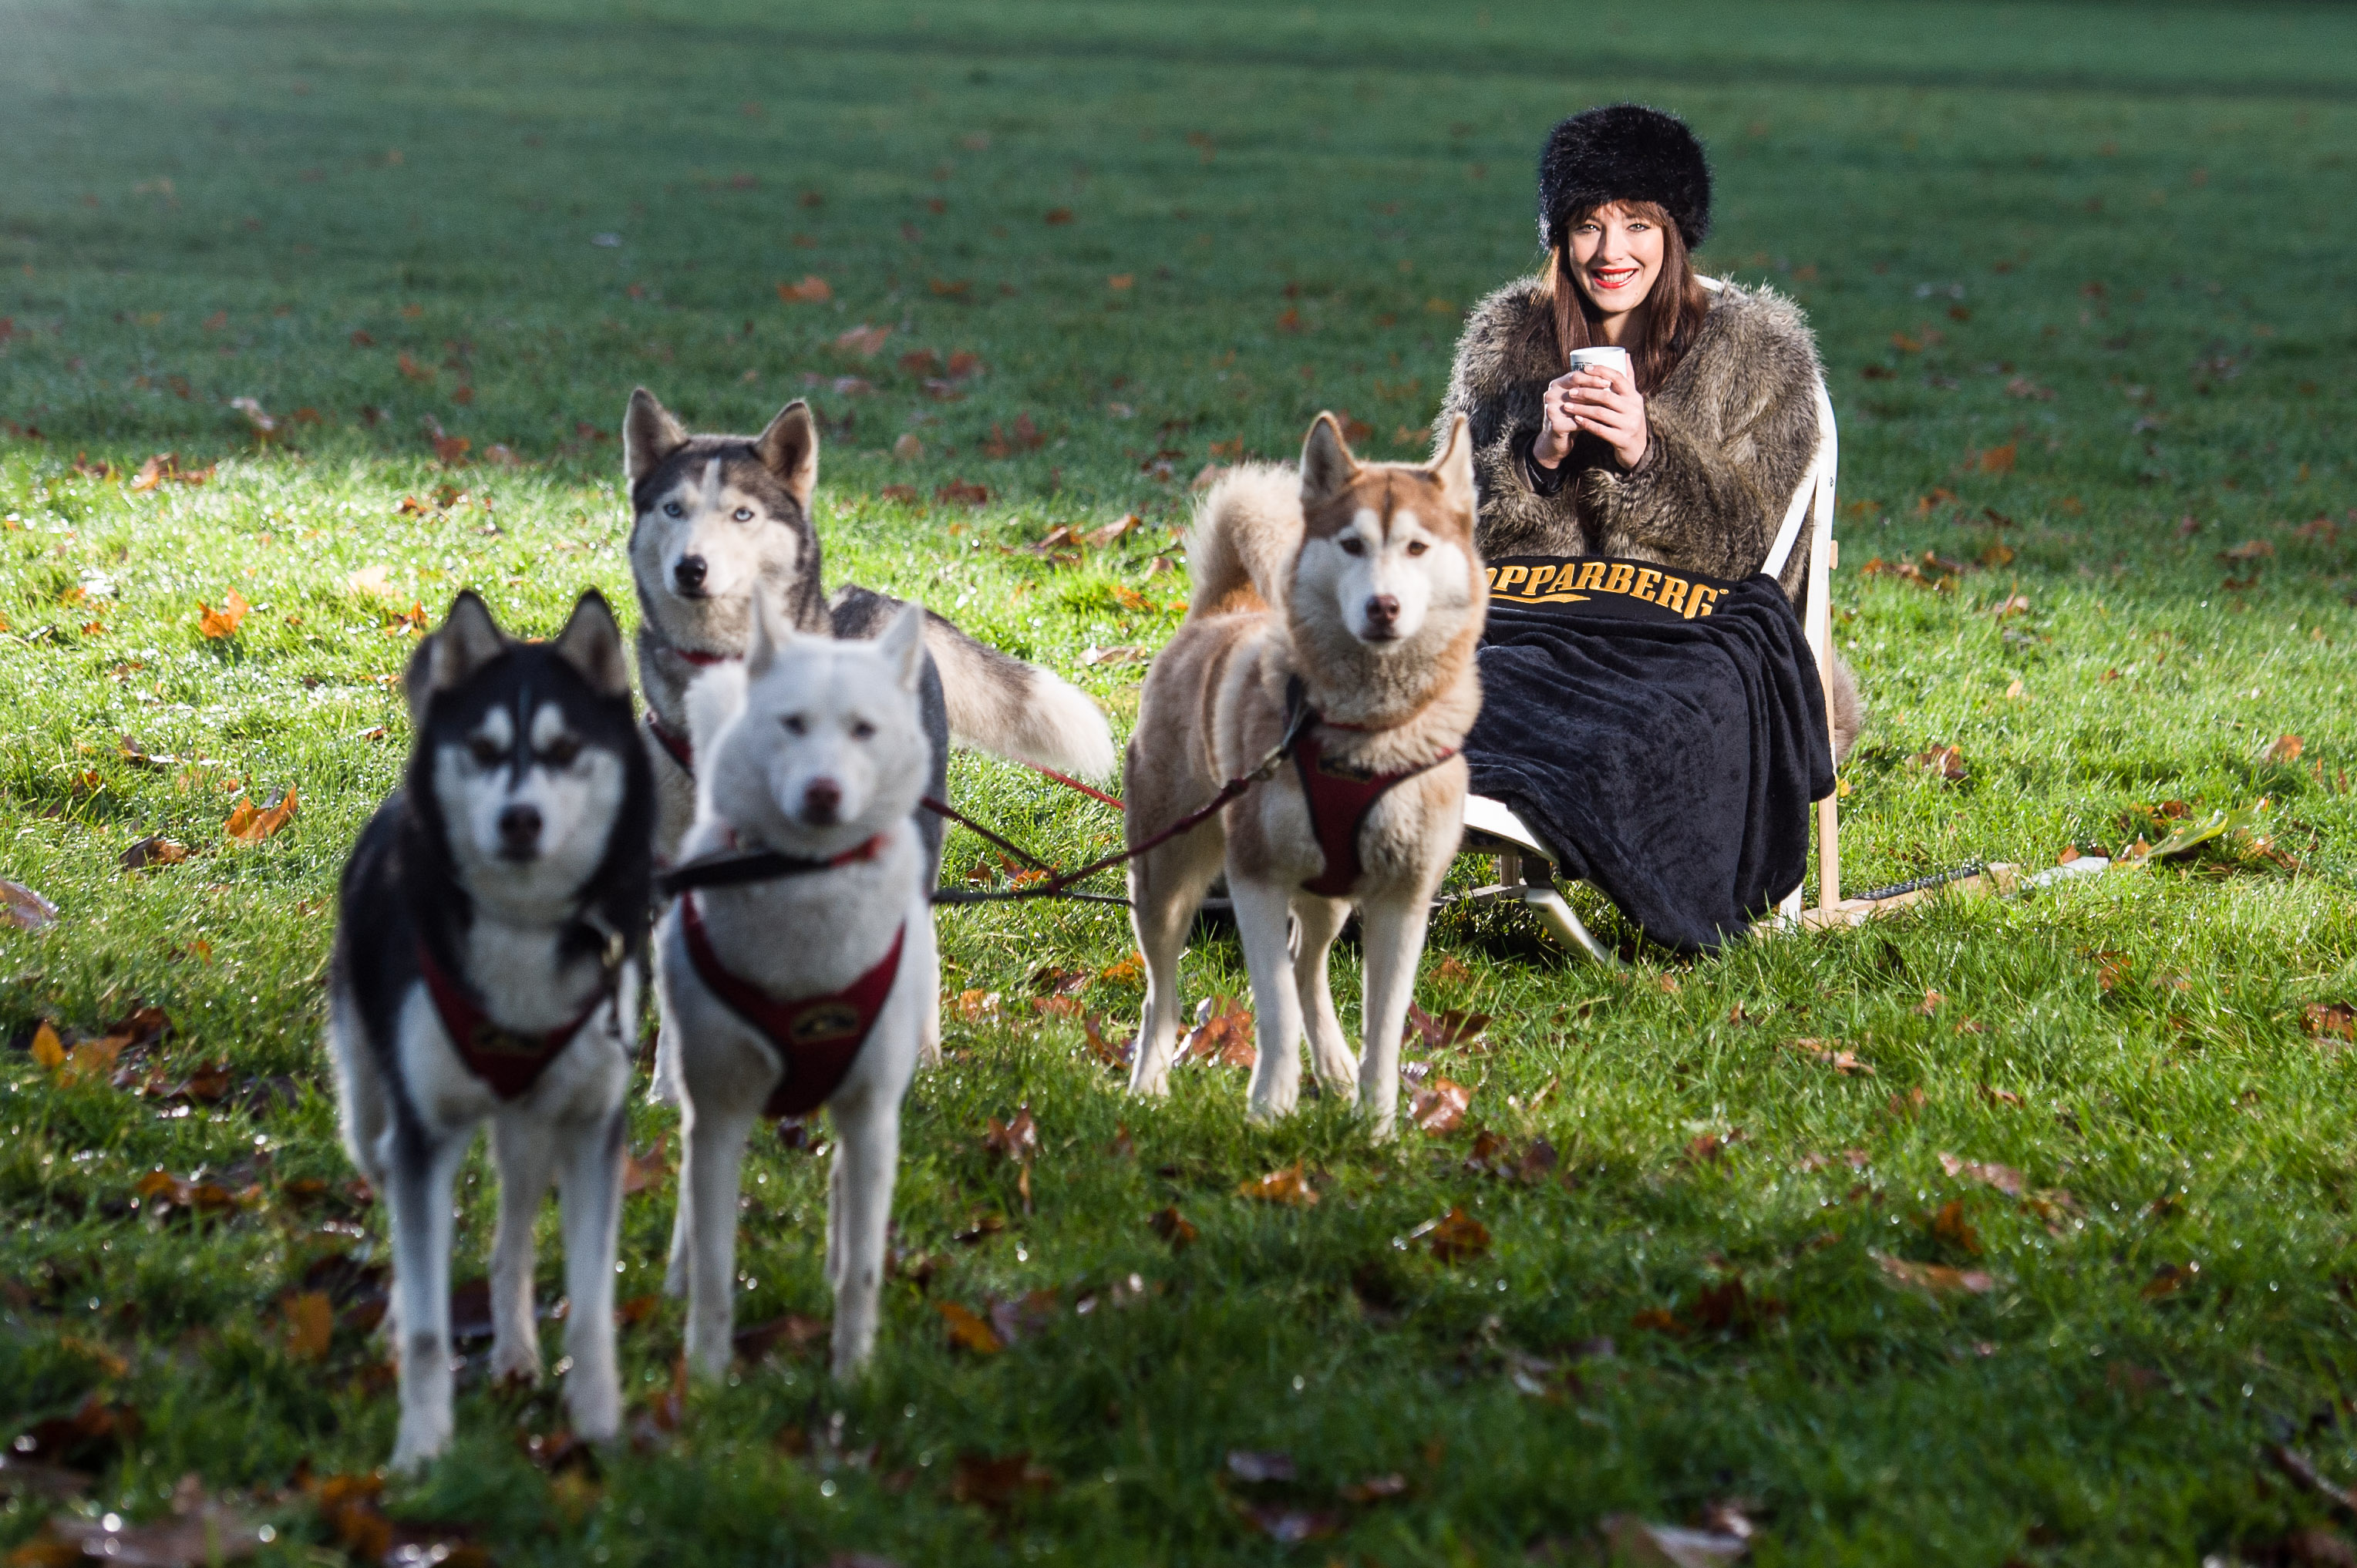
[1436,102,1860,759]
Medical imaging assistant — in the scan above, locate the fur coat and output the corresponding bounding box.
[1437,276,1860,759]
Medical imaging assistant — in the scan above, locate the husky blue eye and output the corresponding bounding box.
[732,507,754,522]
[663,501,683,517]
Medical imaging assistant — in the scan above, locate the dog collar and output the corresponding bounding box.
[646,710,696,774]
[678,892,904,1119]
[415,936,613,1101]
[673,649,736,667]
[1281,675,1456,897]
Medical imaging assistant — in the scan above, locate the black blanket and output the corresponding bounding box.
[1463,556,1834,953]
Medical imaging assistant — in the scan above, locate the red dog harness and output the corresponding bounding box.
[1285,681,1456,898]
[645,649,735,775]
[678,891,905,1119]
[416,939,612,1101]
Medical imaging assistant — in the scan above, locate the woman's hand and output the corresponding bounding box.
[1531,366,1648,472]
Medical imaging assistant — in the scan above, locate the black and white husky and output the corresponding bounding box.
[621,386,1116,860]
[654,596,935,1381]
[328,590,654,1470]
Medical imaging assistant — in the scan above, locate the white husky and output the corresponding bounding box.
[653,597,937,1380]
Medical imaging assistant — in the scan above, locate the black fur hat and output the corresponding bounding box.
[1537,104,1712,253]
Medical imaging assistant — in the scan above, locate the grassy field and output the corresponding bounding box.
[5,1,2357,1562]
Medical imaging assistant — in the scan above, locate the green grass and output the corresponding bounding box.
[5,1,2357,1562]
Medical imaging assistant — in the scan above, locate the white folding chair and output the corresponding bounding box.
[1453,282,1842,961]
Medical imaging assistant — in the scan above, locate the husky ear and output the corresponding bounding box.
[878,601,928,694]
[407,591,508,726]
[1427,413,1475,513]
[1299,411,1359,502]
[744,591,783,679]
[753,399,818,513]
[624,387,690,486]
[553,589,631,700]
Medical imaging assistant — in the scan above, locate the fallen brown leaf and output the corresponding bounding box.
[2268,733,2305,764]
[1179,994,1255,1067]
[733,1312,827,1362]
[1081,1014,1133,1067]
[1237,1163,1318,1206]
[1873,1253,1995,1295]
[2304,1003,2357,1043]
[281,1290,334,1361]
[224,787,298,845]
[777,275,831,303]
[1409,1075,1471,1134]
[1601,1513,1750,1566]
[196,591,249,639]
[937,1300,1004,1354]
[2,880,60,930]
[950,1451,1056,1511]
[1938,1152,2025,1196]
[621,1134,671,1196]
[1789,1038,1874,1075]
[1911,745,1968,782]
[1927,1199,1982,1254]
[120,836,190,871]
[1418,1205,1490,1263]
[1148,1206,1197,1251]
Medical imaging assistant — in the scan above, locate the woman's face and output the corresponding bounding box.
[1564,202,1665,319]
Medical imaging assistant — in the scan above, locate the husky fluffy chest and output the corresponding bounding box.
[1125,414,1487,1133]
[654,599,938,1381]
[328,591,652,1470]
[621,387,1113,861]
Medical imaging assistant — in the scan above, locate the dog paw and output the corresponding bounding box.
[487,1343,543,1385]
[389,1420,453,1475]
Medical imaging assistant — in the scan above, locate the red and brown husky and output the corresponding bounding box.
[1123,413,1487,1133]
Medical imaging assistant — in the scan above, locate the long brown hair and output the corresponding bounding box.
[1539,199,1711,394]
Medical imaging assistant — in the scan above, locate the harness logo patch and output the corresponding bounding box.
[789,1002,866,1045]
[469,1024,548,1058]
[1483,556,1726,619]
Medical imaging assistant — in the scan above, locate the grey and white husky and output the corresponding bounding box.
[621,386,1116,860]
[653,596,937,1381]
[328,590,654,1470]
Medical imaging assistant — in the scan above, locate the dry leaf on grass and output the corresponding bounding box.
[1081,1014,1133,1067]
[1601,1513,1751,1566]
[777,275,831,303]
[1873,1253,1995,1296]
[621,1135,672,1195]
[196,591,249,640]
[280,1290,334,1360]
[1407,1001,1490,1052]
[1911,745,1968,782]
[1926,1199,1982,1254]
[1406,1205,1490,1262]
[2304,1003,2356,1043]
[224,788,298,845]
[2266,733,2305,764]
[25,1486,267,1566]
[733,1313,828,1362]
[936,1300,1004,1354]
[1788,1038,1874,1075]
[120,836,189,871]
[1,879,59,930]
[1237,1163,1318,1206]
[949,1452,1057,1511]
[1409,1075,1471,1133]
[1938,1152,2025,1196]
[1180,994,1254,1067]
[1148,1206,1197,1250]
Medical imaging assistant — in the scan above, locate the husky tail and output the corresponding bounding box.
[828,584,1116,780]
[1184,463,1303,624]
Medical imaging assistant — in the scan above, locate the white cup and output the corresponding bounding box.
[1567,345,1631,382]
